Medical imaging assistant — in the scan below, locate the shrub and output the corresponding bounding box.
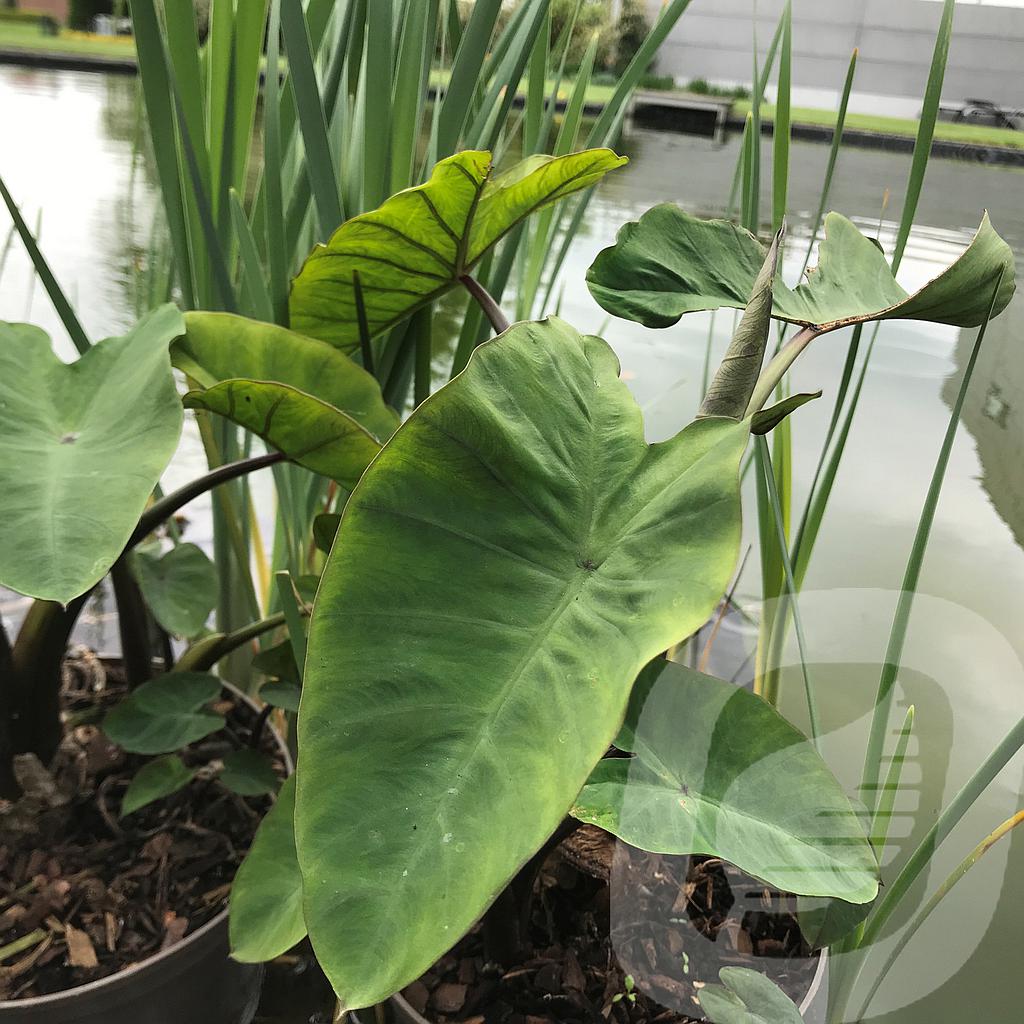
[610,0,650,75]
[69,0,112,31]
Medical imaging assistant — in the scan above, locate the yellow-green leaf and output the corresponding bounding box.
[290,149,627,351]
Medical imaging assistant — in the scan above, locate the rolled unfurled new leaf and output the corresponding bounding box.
[572,659,878,904]
[587,207,1014,334]
[699,226,783,419]
[296,318,749,1010]
[751,392,822,436]
[0,305,184,605]
[289,148,627,351]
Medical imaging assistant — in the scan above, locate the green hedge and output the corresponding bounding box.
[0,8,58,33]
[69,0,113,31]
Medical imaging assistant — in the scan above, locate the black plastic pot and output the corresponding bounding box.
[380,950,829,1024]
[0,680,290,1024]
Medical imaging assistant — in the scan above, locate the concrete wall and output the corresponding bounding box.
[647,0,1024,114]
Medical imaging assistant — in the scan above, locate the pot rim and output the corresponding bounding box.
[387,945,829,1022]
[0,674,292,1010]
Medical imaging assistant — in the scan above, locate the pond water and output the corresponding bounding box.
[1,66,1023,1023]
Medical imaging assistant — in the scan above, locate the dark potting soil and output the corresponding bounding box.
[402,826,817,1024]
[0,651,285,1001]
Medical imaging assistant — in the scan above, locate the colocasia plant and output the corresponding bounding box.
[222,152,1012,1018]
[0,146,646,999]
[0,297,391,995]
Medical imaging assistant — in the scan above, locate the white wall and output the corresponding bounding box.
[647,0,1024,115]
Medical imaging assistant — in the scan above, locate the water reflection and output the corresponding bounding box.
[1,66,1022,1024]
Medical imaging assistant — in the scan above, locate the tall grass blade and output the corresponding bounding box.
[520,29,598,318]
[436,0,502,157]
[363,0,394,209]
[892,0,956,273]
[280,0,344,236]
[868,705,915,857]
[862,709,1024,950]
[0,173,90,354]
[412,305,434,407]
[800,48,858,276]
[230,189,274,323]
[352,271,375,376]
[128,0,197,307]
[390,0,436,196]
[523,5,550,156]
[858,809,1024,1018]
[756,435,819,745]
[227,0,270,205]
[860,268,1005,810]
[771,1,792,232]
[264,0,289,325]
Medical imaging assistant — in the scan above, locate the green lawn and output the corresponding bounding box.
[0,21,136,61]
[733,99,1024,151]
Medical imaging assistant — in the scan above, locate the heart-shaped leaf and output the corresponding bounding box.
[0,305,184,604]
[184,380,383,489]
[259,681,301,713]
[230,776,307,962]
[289,149,627,351]
[572,660,877,903]
[587,207,1014,334]
[296,318,749,1009]
[174,312,399,444]
[312,513,341,554]
[254,641,301,687]
[174,313,396,487]
[121,755,196,817]
[699,968,805,1024]
[103,673,223,755]
[220,749,281,796]
[129,542,217,638]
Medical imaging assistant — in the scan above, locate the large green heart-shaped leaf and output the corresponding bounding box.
[174,312,399,443]
[129,542,217,638]
[103,673,224,755]
[230,776,307,962]
[699,968,805,1024]
[0,305,184,604]
[572,660,878,904]
[289,149,627,351]
[296,318,750,1009]
[587,207,1015,333]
